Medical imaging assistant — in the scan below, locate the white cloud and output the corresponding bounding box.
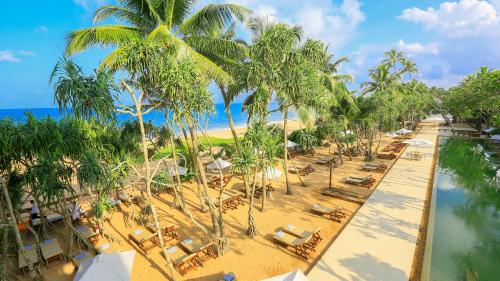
[0,50,20,63]
[202,0,365,49]
[0,50,37,63]
[398,0,500,38]
[396,40,440,56]
[34,25,48,33]
[74,0,107,10]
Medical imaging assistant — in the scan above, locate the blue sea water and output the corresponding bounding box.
[0,103,289,131]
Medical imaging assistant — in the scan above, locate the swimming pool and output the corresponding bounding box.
[423,137,500,281]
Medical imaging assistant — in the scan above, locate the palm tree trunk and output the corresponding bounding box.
[122,82,177,280]
[1,178,39,279]
[247,171,258,237]
[0,186,9,281]
[283,107,292,195]
[260,163,267,212]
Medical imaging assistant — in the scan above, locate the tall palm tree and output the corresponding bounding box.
[66,0,250,84]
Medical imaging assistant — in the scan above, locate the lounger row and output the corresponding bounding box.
[272,225,322,259]
[288,164,315,176]
[129,223,179,254]
[18,238,64,274]
[166,238,218,275]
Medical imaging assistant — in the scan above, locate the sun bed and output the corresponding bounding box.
[71,251,94,269]
[18,244,39,274]
[311,204,347,222]
[118,190,132,206]
[272,231,314,259]
[180,238,217,262]
[134,196,148,210]
[282,224,322,246]
[165,245,202,275]
[129,228,158,254]
[362,163,387,173]
[40,238,63,266]
[377,152,397,160]
[146,223,179,242]
[345,175,374,187]
[253,184,275,199]
[314,157,337,166]
[75,224,99,243]
[288,164,315,176]
[31,213,64,227]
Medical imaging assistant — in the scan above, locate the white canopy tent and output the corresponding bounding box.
[257,167,282,179]
[261,269,309,281]
[394,128,413,135]
[74,250,136,281]
[490,135,500,141]
[206,158,232,172]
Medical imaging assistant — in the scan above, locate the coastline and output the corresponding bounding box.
[205,118,303,138]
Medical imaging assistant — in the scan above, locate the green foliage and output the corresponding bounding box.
[442,67,500,127]
[151,170,173,194]
[289,128,321,149]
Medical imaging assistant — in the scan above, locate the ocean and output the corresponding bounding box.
[0,103,290,132]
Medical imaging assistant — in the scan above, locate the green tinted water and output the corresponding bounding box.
[429,138,500,281]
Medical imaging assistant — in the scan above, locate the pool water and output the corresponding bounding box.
[427,138,500,281]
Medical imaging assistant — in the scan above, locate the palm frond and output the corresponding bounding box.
[179,4,250,35]
[66,25,142,55]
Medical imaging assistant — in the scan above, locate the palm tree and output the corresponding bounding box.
[66,0,250,84]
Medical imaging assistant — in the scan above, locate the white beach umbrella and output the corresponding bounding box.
[490,134,500,141]
[166,163,188,176]
[257,167,282,179]
[403,138,433,150]
[384,132,398,138]
[393,128,413,135]
[206,158,232,171]
[286,140,299,148]
[261,269,309,281]
[74,250,136,281]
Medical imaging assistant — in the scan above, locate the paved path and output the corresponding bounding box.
[307,123,438,281]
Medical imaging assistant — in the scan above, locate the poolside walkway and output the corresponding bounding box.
[307,123,439,281]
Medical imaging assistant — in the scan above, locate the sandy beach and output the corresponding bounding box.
[14,121,403,281]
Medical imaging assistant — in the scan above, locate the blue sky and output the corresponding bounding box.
[1,0,499,109]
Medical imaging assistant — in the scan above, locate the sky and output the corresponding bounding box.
[1,0,499,109]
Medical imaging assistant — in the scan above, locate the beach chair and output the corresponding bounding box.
[40,238,63,266]
[71,251,94,269]
[75,224,99,244]
[165,245,202,275]
[282,224,322,246]
[146,223,179,242]
[129,228,158,254]
[377,153,397,160]
[314,157,336,167]
[180,239,218,262]
[253,184,275,199]
[362,163,387,173]
[311,204,346,222]
[272,231,314,259]
[288,164,314,176]
[118,190,132,206]
[18,244,39,274]
[134,196,148,210]
[345,175,374,187]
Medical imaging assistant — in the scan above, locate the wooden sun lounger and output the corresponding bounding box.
[71,251,94,269]
[180,239,217,262]
[165,245,202,275]
[289,164,315,176]
[314,157,337,167]
[311,204,347,222]
[146,223,179,242]
[272,231,314,259]
[345,175,374,187]
[129,228,158,254]
[118,190,132,206]
[18,244,39,274]
[208,175,233,189]
[134,196,148,209]
[253,184,275,199]
[377,152,397,160]
[362,163,387,173]
[282,225,322,246]
[212,193,244,212]
[40,238,63,266]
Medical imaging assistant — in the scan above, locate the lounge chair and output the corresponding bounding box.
[71,251,94,269]
[272,231,314,259]
[18,244,39,274]
[165,245,202,275]
[253,184,275,199]
[118,190,132,206]
[362,163,387,173]
[40,238,63,266]
[180,239,217,262]
[95,243,115,254]
[75,224,99,243]
[282,225,322,246]
[146,223,179,241]
[345,175,374,187]
[377,153,397,160]
[134,196,148,210]
[288,164,315,176]
[314,157,336,167]
[129,228,158,254]
[311,204,346,222]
